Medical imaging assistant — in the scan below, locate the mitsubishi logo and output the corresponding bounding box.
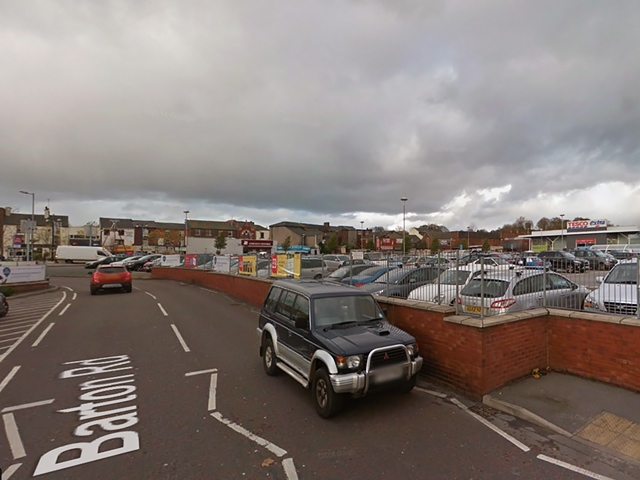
[383,353,390,360]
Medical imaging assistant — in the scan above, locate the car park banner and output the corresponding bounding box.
[238,256,257,276]
[184,254,198,268]
[0,265,47,284]
[271,254,301,278]
[160,255,182,267]
[213,255,231,273]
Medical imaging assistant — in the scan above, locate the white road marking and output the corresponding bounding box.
[537,454,614,479]
[282,458,299,480]
[415,387,448,398]
[1,463,22,480]
[185,368,218,377]
[0,337,23,344]
[0,325,36,334]
[0,318,42,328]
[157,303,168,316]
[72,292,77,300]
[170,324,191,352]
[0,366,21,395]
[210,411,287,457]
[2,399,55,413]
[145,291,157,300]
[0,332,28,341]
[0,291,66,364]
[208,373,217,411]
[32,323,55,347]
[449,397,530,452]
[3,413,26,459]
[58,304,71,316]
[61,286,73,291]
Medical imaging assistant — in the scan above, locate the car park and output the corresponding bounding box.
[257,279,423,418]
[583,258,638,316]
[537,250,586,273]
[407,264,499,306]
[90,265,132,294]
[358,265,445,299]
[300,256,330,279]
[570,248,613,270]
[458,269,590,316]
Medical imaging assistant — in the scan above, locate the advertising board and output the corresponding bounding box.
[0,265,47,284]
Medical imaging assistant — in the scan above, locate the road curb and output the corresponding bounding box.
[482,394,573,437]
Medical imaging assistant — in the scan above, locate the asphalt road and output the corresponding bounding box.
[0,275,637,479]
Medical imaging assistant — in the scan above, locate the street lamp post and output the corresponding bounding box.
[183,210,190,254]
[560,214,565,250]
[360,221,364,248]
[401,197,408,255]
[19,190,35,261]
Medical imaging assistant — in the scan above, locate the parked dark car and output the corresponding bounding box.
[125,254,162,271]
[257,279,423,417]
[84,255,120,269]
[0,292,8,318]
[325,264,376,284]
[537,250,586,273]
[358,266,445,299]
[341,265,396,286]
[570,248,613,270]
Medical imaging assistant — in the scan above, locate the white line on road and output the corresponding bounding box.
[210,411,287,457]
[3,413,26,459]
[0,325,36,334]
[415,387,448,398]
[158,303,168,316]
[0,337,22,344]
[0,291,66,364]
[0,318,41,328]
[1,463,22,480]
[2,399,55,413]
[58,304,71,316]
[537,454,615,480]
[61,286,73,291]
[185,368,218,377]
[72,292,77,300]
[282,458,299,480]
[449,397,530,452]
[0,366,21,395]
[170,324,191,352]
[32,323,55,347]
[208,373,217,411]
[145,291,157,300]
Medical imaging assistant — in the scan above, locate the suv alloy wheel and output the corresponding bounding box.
[312,368,344,418]
[262,338,279,376]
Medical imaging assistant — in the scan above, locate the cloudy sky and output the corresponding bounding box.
[2,0,639,232]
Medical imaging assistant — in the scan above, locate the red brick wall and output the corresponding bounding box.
[549,315,640,393]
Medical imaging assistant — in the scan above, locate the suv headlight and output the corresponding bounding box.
[406,342,419,357]
[583,295,599,310]
[336,355,362,369]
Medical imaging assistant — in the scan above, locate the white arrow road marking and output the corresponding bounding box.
[32,323,55,347]
[449,397,530,452]
[537,454,615,480]
[0,366,20,395]
[2,399,55,413]
[185,368,218,377]
[1,463,22,480]
[208,373,217,411]
[210,412,287,457]
[3,413,26,459]
[170,324,190,352]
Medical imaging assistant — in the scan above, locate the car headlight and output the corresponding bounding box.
[336,355,362,369]
[406,343,419,357]
[583,295,599,310]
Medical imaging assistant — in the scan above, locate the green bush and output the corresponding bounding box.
[0,286,14,297]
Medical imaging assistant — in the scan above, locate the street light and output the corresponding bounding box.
[360,221,364,248]
[401,197,408,255]
[560,214,565,250]
[183,210,190,253]
[19,190,35,261]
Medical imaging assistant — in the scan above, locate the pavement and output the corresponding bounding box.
[484,372,640,465]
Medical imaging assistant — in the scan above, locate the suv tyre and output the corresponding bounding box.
[312,368,344,418]
[262,338,280,376]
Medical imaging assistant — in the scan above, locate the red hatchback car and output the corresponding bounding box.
[90,265,132,295]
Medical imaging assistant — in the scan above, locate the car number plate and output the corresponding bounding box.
[371,367,404,385]
[103,284,121,288]
[465,305,482,314]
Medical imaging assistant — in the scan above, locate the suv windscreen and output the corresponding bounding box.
[313,295,384,328]
[461,278,510,298]
[604,263,638,284]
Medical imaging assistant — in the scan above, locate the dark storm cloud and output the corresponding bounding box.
[1,0,639,229]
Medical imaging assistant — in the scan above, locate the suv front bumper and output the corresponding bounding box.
[331,356,424,395]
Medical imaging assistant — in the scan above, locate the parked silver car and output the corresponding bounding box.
[459,269,590,316]
[300,257,330,280]
[583,258,638,316]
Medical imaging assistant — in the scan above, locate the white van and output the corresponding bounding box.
[55,246,112,264]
